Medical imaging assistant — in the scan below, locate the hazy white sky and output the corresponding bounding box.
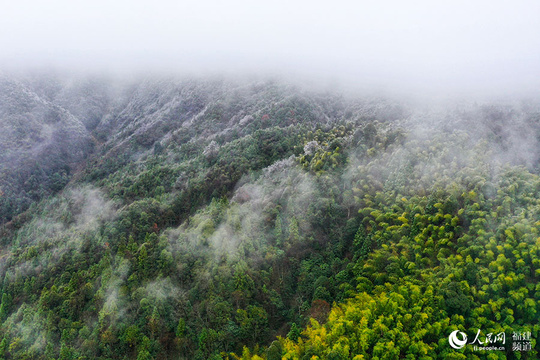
[1,0,540,95]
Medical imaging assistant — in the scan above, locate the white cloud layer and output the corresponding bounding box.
[1,0,540,95]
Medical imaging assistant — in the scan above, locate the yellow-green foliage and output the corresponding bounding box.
[241,132,540,360]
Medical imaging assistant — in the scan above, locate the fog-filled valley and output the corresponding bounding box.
[0,72,538,359]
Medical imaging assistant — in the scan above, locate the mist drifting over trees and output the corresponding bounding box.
[1,1,540,359]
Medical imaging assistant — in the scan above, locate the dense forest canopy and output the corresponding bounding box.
[0,74,538,359]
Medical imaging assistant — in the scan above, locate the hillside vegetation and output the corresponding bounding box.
[0,74,538,359]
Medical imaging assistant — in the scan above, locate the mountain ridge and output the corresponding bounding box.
[0,74,538,359]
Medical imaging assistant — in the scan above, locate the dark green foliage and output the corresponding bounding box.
[1,78,539,359]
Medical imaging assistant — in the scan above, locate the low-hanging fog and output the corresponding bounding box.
[1,0,540,98]
[1,2,540,359]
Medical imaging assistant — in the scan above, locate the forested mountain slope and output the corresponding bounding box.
[0,74,538,359]
[0,75,95,223]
